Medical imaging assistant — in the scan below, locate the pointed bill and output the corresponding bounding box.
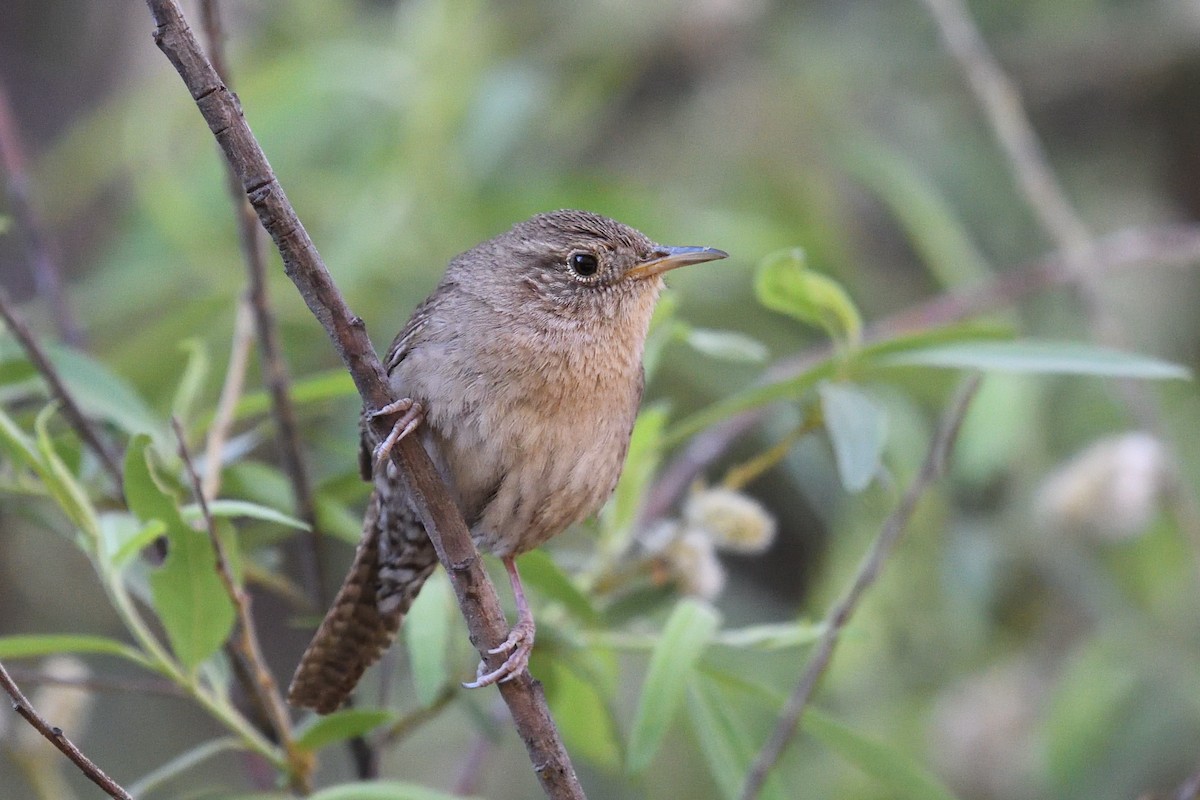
[625,245,728,281]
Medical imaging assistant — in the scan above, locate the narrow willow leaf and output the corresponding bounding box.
[0,634,148,666]
[517,550,599,625]
[882,340,1190,380]
[308,782,480,800]
[221,369,356,423]
[182,499,310,532]
[602,403,668,554]
[805,707,961,800]
[294,709,394,752]
[665,323,1009,445]
[713,621,824,650]
[32,404,99,541]
[125,435,235,670]
[819,381,888,492]
[126,737,242,798]
[545,657,622,769]
[684,328,769,363]
[47,346,162,439]
[686,678,787,800]
[109,518,168,568]
[171,338,210,427]
[404,571,452,707]
[755,248,862,347]
[627,598,721,773]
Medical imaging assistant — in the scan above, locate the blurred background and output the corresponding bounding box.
[2,0,1200,798]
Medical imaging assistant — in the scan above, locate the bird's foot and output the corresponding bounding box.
[371,398,424,474]
[463,616,535,689]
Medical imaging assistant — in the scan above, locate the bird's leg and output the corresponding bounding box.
[370,398,424,474]
[464,556,535,689]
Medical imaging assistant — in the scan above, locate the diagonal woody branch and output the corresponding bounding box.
[142,2,585,797]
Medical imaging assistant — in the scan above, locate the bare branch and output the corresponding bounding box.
[197,0,330,608]
[0,659,133,800]
[919,0,1090,257]
[171,417,312,793]
[0,76,83,347]
[143,3,585,796]
[0,289,124,491]
[738,374,982,800]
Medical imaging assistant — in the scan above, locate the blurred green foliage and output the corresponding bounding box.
[2,0,1200,799]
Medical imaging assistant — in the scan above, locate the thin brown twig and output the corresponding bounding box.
[738,374,982,800]
[197,0,330,610]
[638,223,1200,528]
[171,417,312,794]
[203,297,255,501]
[919,0,1200,570]
[0,288,124,491]
[0,76,83,347]
[0,658,134,800]
[145,4,585,796]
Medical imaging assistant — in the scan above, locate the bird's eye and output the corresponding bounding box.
[568,251,600,278]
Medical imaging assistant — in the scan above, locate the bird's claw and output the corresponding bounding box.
[371,398,424,474]
[462,617,535,689]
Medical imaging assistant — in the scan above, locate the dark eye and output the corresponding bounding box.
[568,251,599,278]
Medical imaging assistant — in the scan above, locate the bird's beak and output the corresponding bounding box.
[625,245,728,281]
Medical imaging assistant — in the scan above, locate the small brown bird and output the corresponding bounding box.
[287,210,726,713]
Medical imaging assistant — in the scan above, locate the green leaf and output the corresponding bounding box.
[755,247,862,347]
[109,517,168,568]
[627,598,721,773]
[842,138,991,288]
[545,657,622,769]
[713,621,824,651]
[46,346,161,439]
[819,381,888,492]
[404,570,453,707]
[181,499,310,532]
[170,338,210,426]
[517,550,599,625]
[217,369,357,424]
[0,634,148,666]
[683,327,768,363]
[664,323,1010,445]
[125,435,235,669]
[308,782,479,800]
[126,737,243,798]
[882,340,1191,380]
[601,403,669,555]
[686,678,787,800]
[805,707,961,800]
[34,404,100,540]
[294,709,394,752]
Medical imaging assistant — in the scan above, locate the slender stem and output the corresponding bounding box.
[738,375,982,800]
[0,659,134,800]
[172,417,311,793]
[0,289,124,491]
[143,3,585,795]
[203,297,255,501]
[197,0,330,609]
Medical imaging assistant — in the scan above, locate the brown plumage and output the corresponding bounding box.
[287,210,725,713]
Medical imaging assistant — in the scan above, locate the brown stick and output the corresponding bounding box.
[171,417,312,793]
[143,3,585,796]
[0,289,125,491]
[196,0,330,609]
[0,659,134,800]
[738,375,982,800]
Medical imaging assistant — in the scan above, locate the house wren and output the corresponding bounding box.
[287,210,726,713]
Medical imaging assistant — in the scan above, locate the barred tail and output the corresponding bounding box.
[287,492,437,713]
